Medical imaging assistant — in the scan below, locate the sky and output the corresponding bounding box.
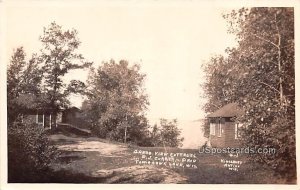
[4,1,238,147]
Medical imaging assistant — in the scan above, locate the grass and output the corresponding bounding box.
[133,146,281,184]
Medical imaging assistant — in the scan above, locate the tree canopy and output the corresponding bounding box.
[83,60,149,144]
[7,47,43,122]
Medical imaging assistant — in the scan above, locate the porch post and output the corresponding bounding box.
[207,118,212,148]
[43,114,45,128]
[36,112,38,124]
[50,114,52,129]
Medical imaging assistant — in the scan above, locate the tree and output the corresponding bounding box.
[203,8,295,180]
[201,55,238,113]
[39,22,92,128]
[7,47,42,123]
[158,119,184,148]
[83,60,149,144]
[148,124,161,147]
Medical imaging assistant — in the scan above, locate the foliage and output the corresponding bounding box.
[8,121,59,182]
[39,22,92,127]
[148,124,161,147]
[202,7,295,179]
[148,119,184,148]
[7,47,43,123]
[83,60,149,145]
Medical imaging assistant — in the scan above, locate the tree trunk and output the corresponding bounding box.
[124,114,128,143]
[275,13,284,106]
[124,125,127,144]
[278,47,283,105]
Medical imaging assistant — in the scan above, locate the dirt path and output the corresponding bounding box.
[57,139,129,157]
[50,134,188,183]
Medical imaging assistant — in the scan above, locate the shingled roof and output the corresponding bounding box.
[207,103,244,118]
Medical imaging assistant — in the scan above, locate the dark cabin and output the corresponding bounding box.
[207,103,244,148]
[62,107,80,123]
[23,106,87,129]
[14,93,61,128]
[22,108,62,129]
[61,107,88,128]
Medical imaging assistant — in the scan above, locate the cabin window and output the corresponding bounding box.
[235,123,242,139]
[37,114,43,123]
[210,122,216,136]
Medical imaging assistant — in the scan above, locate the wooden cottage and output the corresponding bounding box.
[207,103,244,148]
[16,93,62,128]
[22,106,86,129]
[22,108,62,129]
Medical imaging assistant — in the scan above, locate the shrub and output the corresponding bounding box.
[8,121,58,182]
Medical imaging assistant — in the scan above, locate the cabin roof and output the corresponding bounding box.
[207,103,243,118]
[62,106,81,113]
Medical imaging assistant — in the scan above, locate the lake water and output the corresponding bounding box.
[178,119,206,149]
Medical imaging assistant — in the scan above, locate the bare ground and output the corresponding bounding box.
[50,134,188,183]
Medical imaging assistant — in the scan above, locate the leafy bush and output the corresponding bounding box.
[8,121,58,182]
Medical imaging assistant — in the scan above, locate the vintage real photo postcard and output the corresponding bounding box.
[0,0,299,189]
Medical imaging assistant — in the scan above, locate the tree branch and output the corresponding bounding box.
[250,33,279,48]
[259,81,280,94]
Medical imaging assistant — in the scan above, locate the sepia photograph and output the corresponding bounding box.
[0,0,299,188]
